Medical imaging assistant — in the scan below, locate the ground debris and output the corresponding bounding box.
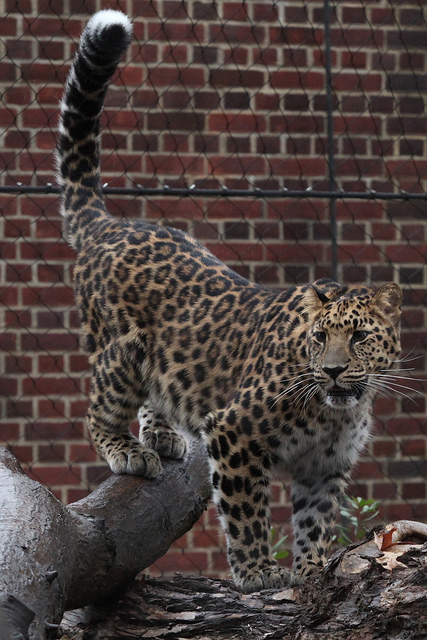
[61,522,427,640]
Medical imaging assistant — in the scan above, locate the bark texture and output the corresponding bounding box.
[0,441,210,640]
[60,523,427,640]
[3,441,427,640]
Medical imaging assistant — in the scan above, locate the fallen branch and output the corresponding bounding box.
[3,440,427,640]
[0,440,210,640]
[61,522,427,640]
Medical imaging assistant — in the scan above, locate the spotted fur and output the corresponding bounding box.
[57,12,402,593]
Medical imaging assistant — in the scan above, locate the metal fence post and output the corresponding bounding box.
[324,0,338,281]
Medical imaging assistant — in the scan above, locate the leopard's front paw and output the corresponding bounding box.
[107,441,162,478]
[140,426,188,460]
[236,564,294,594]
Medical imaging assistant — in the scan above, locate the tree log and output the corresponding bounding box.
[61,523,427,640]
[3,441,427,640]
[0,440,210,640]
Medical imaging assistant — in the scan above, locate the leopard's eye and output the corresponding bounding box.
[313,331,327,344]
[352,330,369,343]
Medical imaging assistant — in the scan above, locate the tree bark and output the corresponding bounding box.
[61,525,427,640]
[3,442,427,640]
[0,440,211,640]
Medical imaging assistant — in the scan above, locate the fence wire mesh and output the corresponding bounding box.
[1,0,427,577]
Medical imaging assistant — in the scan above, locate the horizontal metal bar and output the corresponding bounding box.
[1,183,427,201]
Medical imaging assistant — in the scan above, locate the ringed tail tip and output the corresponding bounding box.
[83,9,133,59]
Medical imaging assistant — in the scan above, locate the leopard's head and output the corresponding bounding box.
[304,283,402,410]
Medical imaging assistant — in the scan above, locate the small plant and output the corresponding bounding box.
[271,528,290,561]
[336,496,380,546]
[270,496,379,562]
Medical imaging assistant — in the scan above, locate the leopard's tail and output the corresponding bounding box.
[57,10,132,250]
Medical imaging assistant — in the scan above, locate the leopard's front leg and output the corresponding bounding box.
[205,412,292,593]
[291,471,349,580]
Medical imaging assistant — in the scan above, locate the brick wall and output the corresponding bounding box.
[1,0,427,578]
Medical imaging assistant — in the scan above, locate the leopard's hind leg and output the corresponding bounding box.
[138,401,188,460]
[87,343,162,477]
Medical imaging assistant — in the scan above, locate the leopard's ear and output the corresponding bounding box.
[303,286,329,316]
[372,283,402,329]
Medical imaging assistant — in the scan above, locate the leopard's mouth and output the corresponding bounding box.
[327,385,358,399]
[322,383,366,409]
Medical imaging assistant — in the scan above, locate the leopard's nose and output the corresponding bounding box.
[322,365,348,381]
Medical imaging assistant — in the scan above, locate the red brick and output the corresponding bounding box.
[20,242,75,262]
[211,551,229,572]
[70,400,89,418]
[37,400,66,419]
[203,199,263,221]
[3,217,30,238]
[271,506,291,522]
[69,444,97,463]
[402,482,426,500]
[193,529,222,549]
[38,444,66,463]
[25,422,84,441]
[5,355,32,374]
[21,333,79,352]
[372,439,397,458]
[37,355,64,373]
[6,263,32,282]
[28,466,81,486]
[0,423,20,441]
[9,445,33,463]
[154,551,209,574]
[69,355,89,373]
[388,418,425,436]
[22,286,75,307]
[255,265,279,285]
[281,158,328,178]
[353,461,383,479]
[332,72,382,92]
[66,488,91,503]
[6,400,32,419]
[341,51,367,70]
[372,483,397,500]
[210,68,264,88]
[386,245,427,264]
[0,377,18,396]
[206,242,263,263]
[386,503,414,521]
[0,62,17,82]
[23,376,80,396]
[0,16,17,36]
[0,285,18,305]
[34,216,63,243]
[401,439,426,457]
[371,223,396,241]
[266,243,324,263]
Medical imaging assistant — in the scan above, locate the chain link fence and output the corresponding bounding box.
[1,0,427,577]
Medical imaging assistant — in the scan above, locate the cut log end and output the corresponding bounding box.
[0,440,210,639]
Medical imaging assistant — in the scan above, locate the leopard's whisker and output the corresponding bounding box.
[280,378,314,400]
[272,379,312,407]
[392,349,421,365]
[365,378,420,404]
[275,374,314,400]
[292,381,318,407]
[302,383,320,409]
[370,373,426,389]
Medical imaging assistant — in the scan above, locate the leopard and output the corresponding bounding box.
[57,10,402,593]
